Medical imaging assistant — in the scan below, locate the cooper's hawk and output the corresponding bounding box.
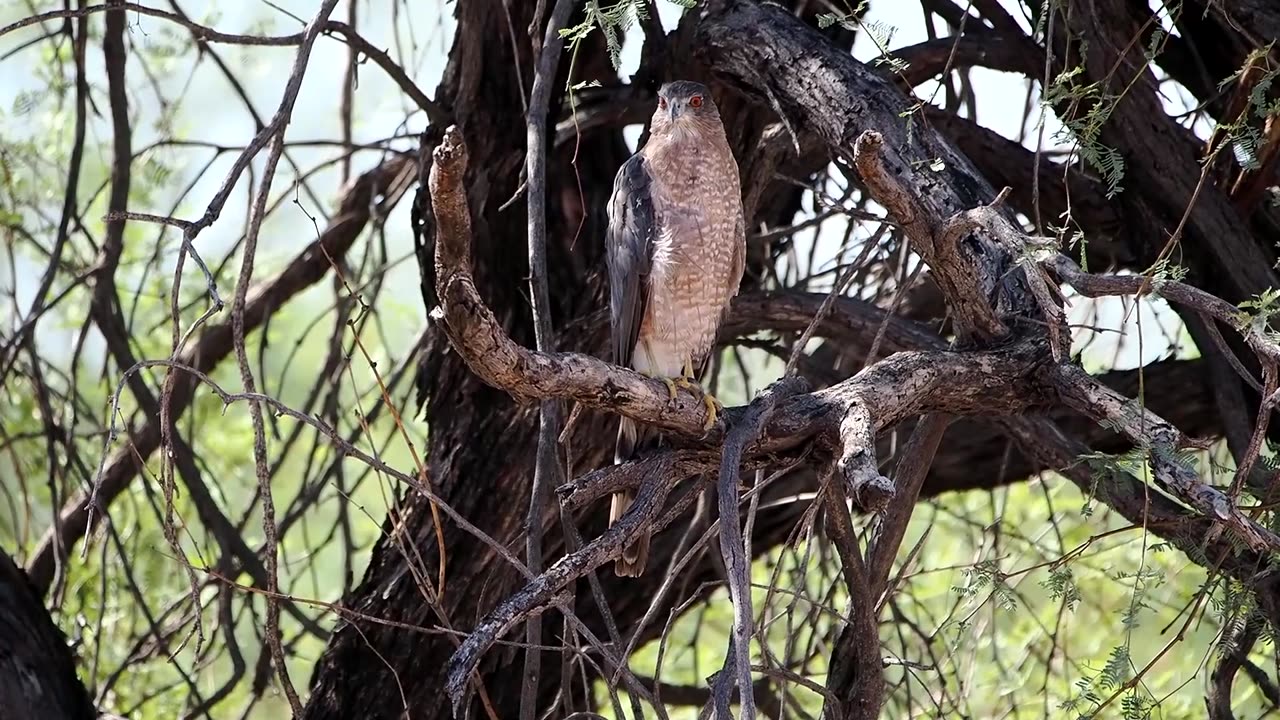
[605,80,746,577]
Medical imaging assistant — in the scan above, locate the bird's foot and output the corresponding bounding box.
[701,391,723,432]
[673,377,721,431]
[641,370,680,402]
[660,376,679,402]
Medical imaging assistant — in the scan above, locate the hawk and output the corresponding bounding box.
[605,80,746,577]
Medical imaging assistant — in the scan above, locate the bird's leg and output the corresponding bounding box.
[639,344,678,402]
[674,357,722,431]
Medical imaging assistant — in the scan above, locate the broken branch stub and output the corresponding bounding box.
[851,130,1010,341]
[837,403,893,512]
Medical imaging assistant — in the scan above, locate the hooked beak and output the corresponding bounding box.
[667,101,681,122]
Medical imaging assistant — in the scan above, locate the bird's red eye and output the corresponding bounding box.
[658,97,667,109]
[689,95,703,108]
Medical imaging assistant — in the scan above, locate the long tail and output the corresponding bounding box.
[610,416,659,577]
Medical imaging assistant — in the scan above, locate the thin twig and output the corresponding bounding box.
[710,377,807,719]
[228,1,342,711]
[521,1,576,718]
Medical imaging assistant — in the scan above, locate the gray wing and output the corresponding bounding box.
[606,154,656,368]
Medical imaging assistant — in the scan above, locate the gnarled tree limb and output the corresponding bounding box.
[698,0,1040,340]
[426,123,1056,714]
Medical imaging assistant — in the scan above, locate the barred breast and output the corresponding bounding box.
[635,131,745,379]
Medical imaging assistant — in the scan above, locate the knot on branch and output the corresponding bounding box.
[937,188,1071,360]
[852,130,1010,342]
[836,403,893,513]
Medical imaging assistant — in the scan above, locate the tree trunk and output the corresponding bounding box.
[0,549,97,720]
[303,2,623,717]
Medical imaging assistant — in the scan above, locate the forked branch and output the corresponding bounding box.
[426,124,1055,714]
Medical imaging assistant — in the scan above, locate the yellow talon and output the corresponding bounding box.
[641,370,679,401]
[661,377,678,401]
[671,358,720,430]
[675,377,721,430]
[701,392,720,431]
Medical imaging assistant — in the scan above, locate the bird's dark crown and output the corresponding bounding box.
[658,80,710,101]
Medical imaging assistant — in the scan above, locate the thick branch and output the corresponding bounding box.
[430,126,718,439]
[698,0,1039,340]
[920,188,1280,550]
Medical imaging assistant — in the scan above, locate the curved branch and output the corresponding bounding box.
[426,124,1056,712]
[698,0,1040,340]
[890,31,1042,88]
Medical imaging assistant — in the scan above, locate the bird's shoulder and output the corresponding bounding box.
[611,153,651,193]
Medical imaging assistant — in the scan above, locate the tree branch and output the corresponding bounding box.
[698,0,1040,341]
[426,124,1055,713]
[710,376,807,720]
[835,400,894,513]
[820,469,882,720]
[1051,363,1280,552]
[521,1,574,718]
[25,157,413,596]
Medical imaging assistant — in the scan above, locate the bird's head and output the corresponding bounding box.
[650,80,720,134]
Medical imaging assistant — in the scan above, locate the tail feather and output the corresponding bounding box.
[610,416,659,577]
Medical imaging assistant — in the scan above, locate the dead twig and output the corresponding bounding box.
[520,2,576,719]
[709,376,807,720]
